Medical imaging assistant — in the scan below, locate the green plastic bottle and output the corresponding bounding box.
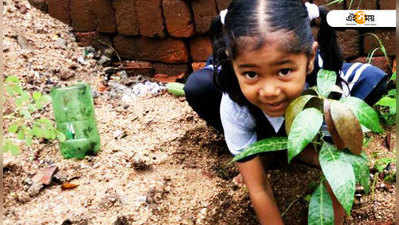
[50,83,101,159]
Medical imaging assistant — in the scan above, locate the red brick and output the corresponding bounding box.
[380,0,395,9]
[336,29,360,59]
[351,56,392,74]
[113,0,139,36]
[190,36,212,61]
[153,63,189,76]
[163,0,194,38]
[70,0,97,32]
[28,0,48,12]
[136,0,165,38]
[119,61,154,76]
[74,31,98,46]
[92,0,116,33]
[215,0,231,11]
[312,0,344,10]
[191,0,218,34]
[114,36,189,63]
[191,62,207,72]
[48,0,71,25]
[74,32,112,48]
[363,30,395,56]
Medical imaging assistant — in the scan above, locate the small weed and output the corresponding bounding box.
[2,76,65,155]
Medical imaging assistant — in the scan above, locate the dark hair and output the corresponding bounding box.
[210,0,344,106]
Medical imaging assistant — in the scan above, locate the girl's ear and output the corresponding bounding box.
[307,41,319,74]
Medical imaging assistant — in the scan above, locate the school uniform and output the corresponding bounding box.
[184,52,388,163]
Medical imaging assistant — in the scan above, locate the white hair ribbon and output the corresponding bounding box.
[220,9,228,25]
[304,2,320,21]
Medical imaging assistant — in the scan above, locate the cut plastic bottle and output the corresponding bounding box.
[50,83,101,159]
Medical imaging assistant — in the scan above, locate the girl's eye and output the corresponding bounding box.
[278,68,292,77]
[243,72,258,80]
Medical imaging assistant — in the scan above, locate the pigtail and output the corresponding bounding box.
[317,6,343,76]
[209,15,249,106]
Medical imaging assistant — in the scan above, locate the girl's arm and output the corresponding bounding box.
[237,157,284,225]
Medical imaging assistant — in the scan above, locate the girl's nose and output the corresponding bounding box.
[258,83,280,98]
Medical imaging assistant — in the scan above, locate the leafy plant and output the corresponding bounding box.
[2,76,65,155]
[233,69,383,224]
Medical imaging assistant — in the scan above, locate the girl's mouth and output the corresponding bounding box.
[264,101,287,112]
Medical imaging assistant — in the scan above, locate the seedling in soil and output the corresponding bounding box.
[2,76,65,155]
[233,69,383,224]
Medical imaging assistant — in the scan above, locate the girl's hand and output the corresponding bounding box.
[237,157,285,225]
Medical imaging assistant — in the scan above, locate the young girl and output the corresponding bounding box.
[184,1,388,224]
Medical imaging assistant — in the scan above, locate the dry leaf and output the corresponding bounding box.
[330,100,363,155]
[61,182,79,190]
[324,100,345,149]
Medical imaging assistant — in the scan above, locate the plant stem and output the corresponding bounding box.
[371,172,378,201]
[281,197,300,217]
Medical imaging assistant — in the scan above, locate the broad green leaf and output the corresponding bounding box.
[5,75,20,83]
[28,104,38,113]
[37,118,53,127]
[2,140,20,155]
[387,89,396,97]
[233,137,287,162]
[317,69,337,97]
[319,142,355,215]
[339,150,370,194]
[330,100,363,155]
[32,91,42,102]
[8,123,19,133]
[20,109,31,119]
[56,131,66,142]
[25,135,33,146]
[308,182,334,225]
[390,72,396,81]
[341,97,383,133]
[374,157,394,173]
[285,95,314,134]
[288,108,323,163]
[17,130,25,140]
[6,85,24,96]
[376,96,396,114]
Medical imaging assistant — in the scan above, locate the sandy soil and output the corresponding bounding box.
[3,1,396,224]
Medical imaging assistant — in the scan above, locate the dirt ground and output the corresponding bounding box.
[3,1,396,224]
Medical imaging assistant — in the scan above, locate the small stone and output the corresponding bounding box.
[28,182,44,197]
[113,130,126,139]
[136,196,147,203]
[355,185,364,193]
[77,56,87,65]
[103,48,115,58]
[113,216,130,225]
[91,90,99,98]
[16,192,31,203]
[85,46,96,54]
[98,55,111,66]
[55,38,67,48]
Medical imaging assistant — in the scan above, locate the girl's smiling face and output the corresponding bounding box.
[232,36,318,117]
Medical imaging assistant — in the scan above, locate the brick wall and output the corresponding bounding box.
[34,0,396,76]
